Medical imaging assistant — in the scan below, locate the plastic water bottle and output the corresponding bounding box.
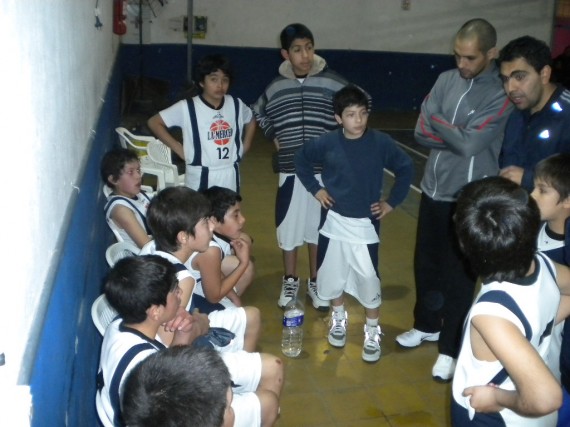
[281,297,304,357]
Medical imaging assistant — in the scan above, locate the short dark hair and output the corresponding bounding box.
[280,23,314,50]
[456,18,497,53]
[147,187,211,253]
[333,85,369,116]
[122,345,231,427]
[196,54,233,84]
[105,255,179,324]
[498,35,552,73]
[534,153,570,202]
[455,176,540,283]
[202,186,242,223]
[100,148,139,189]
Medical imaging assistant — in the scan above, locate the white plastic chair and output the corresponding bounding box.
[115,127,168,190]
[105,241,140,267]
[91,294,118,336]
[115,127,157,154]
[146,140,185,187]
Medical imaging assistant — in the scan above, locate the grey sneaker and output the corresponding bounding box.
[328,311,347,347]
[278,276,299,308]
[306,279,330,312]
[362,324,382,363]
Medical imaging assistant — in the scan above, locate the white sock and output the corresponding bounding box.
[366,317,379,328]
[332,305,345,316]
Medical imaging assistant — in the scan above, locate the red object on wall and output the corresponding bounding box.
[113,0,127,35]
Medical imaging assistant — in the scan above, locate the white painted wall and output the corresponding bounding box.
[0,0,117,393]
[127,0,555,52]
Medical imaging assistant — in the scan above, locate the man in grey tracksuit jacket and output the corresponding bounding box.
[395,18,513,382]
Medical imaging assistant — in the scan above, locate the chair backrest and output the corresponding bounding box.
[91,294,119,336]
[103,184,113,198]
[105,241,140,267]
[146,140,184,186]
[115,128,176,190]
[115,127,157,157]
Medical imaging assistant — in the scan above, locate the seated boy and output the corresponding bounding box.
[101,148,152,248]
[147,54,256,192]
[294,85,413,362]
[122,345,234,427]
[451,176,570,426]
[531,153,570,426]
[146,186,282,426]
[190,186,255,313]
[95,255,208,426]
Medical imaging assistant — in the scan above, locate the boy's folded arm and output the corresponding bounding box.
[110,206,152,249]
[196,247,247,303]
[170,312,210,346]
[470,314,562,416]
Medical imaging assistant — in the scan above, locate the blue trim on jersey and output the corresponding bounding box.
[233,96,242,162]
[451,396,506,426]
[198,166,209,192]
[233,162,240,194]
[104,192,152,235]
[186,98,202,166]
[109,342,156,426]
[275,174,295,227]
[477,290,532,386]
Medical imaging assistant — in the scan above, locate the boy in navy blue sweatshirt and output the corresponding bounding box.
[295,85,413,362]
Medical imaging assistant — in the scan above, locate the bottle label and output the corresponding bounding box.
[283,314,304,327]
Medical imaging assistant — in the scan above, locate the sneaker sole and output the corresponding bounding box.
[306,292,330,312]
[395,334,440,348]
[328,336,346,348]
[362,352,381,363]
[432,375,453,383]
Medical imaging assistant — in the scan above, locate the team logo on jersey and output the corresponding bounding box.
[208,119,233,146]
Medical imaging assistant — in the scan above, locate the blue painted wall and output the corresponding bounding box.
[28,62,121,426]
[121,44,456,111]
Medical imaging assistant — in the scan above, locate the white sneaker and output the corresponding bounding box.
[395,328,440,348]
[278,276,299,308]
[362,325,382,363]
[432,354,456,382]
[328,311,347,347]
[306,279,330,311]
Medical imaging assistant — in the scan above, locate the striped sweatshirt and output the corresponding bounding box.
[251,55,348,173]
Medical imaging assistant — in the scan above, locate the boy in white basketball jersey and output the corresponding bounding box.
[148,54,256,192]
[190,186,255,313]
[531,154,570,426]
[452,176,570,426]
[101,148,153,248]
[96,255,209,427]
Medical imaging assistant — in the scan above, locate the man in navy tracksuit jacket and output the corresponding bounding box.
[498,36,570,192]
[395,19,512,383]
